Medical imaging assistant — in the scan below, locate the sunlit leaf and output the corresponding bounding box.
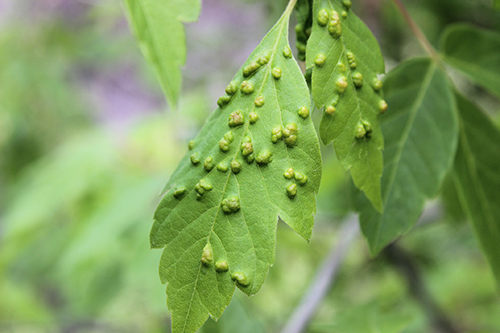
[441,24,500,98]
[355,58,459,255]
[306,0,386,211]
[122,0,201,108]
[451,92,500,284]
[151,9,322,333]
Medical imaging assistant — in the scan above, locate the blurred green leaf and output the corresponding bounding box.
[201,298,264,333]
[306,0,386,211]
[151,9,322,333]
[355,58,458,255]
[122,0,201,108]
[310,301,414,333]
[450,92,500,284]
[441,24,500,98]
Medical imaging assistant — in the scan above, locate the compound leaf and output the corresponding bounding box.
[306,0,386,211]
[355,58,459,255]
[451,92,500,284]
[122,0,201,108]
[151,9,322,333]
[441,24,500,99]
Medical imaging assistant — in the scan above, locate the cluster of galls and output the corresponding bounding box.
[314,4,388,137]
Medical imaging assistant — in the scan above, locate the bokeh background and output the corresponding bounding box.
[0,0,499,332]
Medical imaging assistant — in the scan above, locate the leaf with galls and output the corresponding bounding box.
[306,0,386,211]
[151,9,322,333]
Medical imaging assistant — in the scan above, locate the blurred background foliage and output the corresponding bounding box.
[0,0,499,332]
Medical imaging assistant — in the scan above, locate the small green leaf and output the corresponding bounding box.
[441,24,500,98]
[306,0,386,211]
[355,58,459,255]
[451,92,500,284]
[151,10,322,333]
[122,0,201,108]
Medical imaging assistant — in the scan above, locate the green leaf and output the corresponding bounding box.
[355,58,459,255]
[441,24,500,99]
[151,10,322,333]
[450,92,500,284]
[122,0,201,108]
[306,0,386,211]
[494,0,500,10]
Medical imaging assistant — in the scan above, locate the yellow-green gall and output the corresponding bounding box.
[173,187,187,199]
[204,156,215,171]
[336,77,348,93]
[245,153,255,164]
[283,123,298,147]
[232,272,250,286]
[249,111,259,124]
[257,53,270,65]
[342,0,352,10]
[219,139,230,152]
[325,106,336,115]
[243,62,261,77]
[222,196,240,214]
[190,152,201,165]
[217,162,229,172]
[353,72,364,88]
[225,81,239,95]
[318,8,329,26]
[284,168,294,179]
[294,172,308,185]
[254,96,265,107]
[228,110,244,127]
[342,11,348,19]
[355,123,367,139]
[271,126,283,143]
[256,150,273,165]
[373,78,383,91]
[231,160,242,174]
[346,52,356,69]
[328,10,342,38]
[241,142,253,156]
[379,100,388,113]
[217,95,231,107]
[224,131,234,143]
[287,183,297,198]
[215,260,229,272]
[298,106,310,119]
[283,45,292,58]
[272,67,282,79]
[315,53,326,66]
[201,243,213,265]
[188,140,195,150]
[241,81,254,94]
[195,179,212,195]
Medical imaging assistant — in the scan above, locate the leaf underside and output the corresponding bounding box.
[151,12,322,333]
[122,0,201,108]
[451,92,500,285]
[441,23,500,99]
[355,58,459,255]
[306,0,386,211]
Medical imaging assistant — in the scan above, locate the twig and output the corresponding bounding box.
[391,0,441,63]
[280,215,359,333]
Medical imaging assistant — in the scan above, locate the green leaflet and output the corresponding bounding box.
[355,58,458,255]
[451,92,500,284]
[441,24,500,99]
[151,9,322,333]
[306,0,385,211]
[122,0,201,108]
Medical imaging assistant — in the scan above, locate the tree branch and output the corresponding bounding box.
[280,215,359,333]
